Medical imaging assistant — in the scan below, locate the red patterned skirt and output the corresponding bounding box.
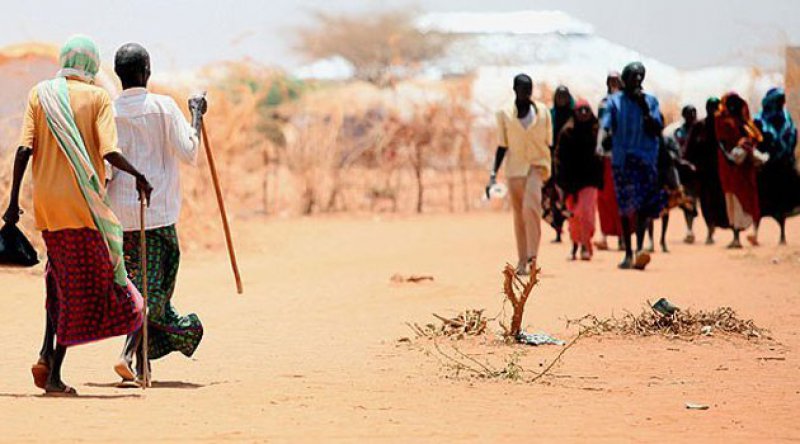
[43,228,143,346]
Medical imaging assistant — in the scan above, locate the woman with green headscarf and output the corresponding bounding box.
[2,35,153,395]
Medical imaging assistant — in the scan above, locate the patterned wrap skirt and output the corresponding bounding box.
[612,155,667,219]
[43,228,143,346]
[123,225,203,360]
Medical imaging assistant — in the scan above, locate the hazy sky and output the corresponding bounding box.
[0,0,797,73]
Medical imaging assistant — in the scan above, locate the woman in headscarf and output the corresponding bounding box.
[595,72,625,251]
[2,36,151,395]
[686,97,729,244]
[715,92,763,248]
[753,87,800,245]
[673,105,700,244]
[543,85,574,243]
[555,99,603,260]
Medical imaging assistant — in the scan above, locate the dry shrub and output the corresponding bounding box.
[385,81,476,213]
[277,77,480,215]
[566,306,770,341]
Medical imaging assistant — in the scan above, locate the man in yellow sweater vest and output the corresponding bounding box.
[486,74,553,275]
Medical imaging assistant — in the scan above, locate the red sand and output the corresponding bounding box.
[0,213,798,442]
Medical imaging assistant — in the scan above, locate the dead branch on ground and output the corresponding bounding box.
[499,264,540,339]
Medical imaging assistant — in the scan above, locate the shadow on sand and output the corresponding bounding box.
[0,392,141,399]
[85,380,233,390]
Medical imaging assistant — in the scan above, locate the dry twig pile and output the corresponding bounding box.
[406,309,489,339]
[566,306,769,340]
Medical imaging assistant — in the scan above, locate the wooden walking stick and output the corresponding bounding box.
[200,117,244,294]
[139,195,151,388]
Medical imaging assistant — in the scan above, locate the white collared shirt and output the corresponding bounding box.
[107,87,199,231]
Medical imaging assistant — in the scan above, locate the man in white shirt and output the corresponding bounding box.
[108,43,207,382]
[486,74,553,275]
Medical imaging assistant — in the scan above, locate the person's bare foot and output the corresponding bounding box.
[661,242,669,253]
[683,233,696,244]
[515,261,530,276]
[618,256,633,269]
[580,249,592,261]
[705,236,715,245]
[594,239,609,251]
[114,359,135,382]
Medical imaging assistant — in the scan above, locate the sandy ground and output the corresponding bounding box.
[1,212,799,443]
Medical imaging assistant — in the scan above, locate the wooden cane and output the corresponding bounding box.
[139,196,151,388]
[200,122,244,294]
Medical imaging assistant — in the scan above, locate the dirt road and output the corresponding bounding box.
[1,213,798,442]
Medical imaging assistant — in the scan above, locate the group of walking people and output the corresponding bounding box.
[489,62,800,275]
[2,36,205,395]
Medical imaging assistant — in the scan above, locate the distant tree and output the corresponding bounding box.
[295,10,451,86]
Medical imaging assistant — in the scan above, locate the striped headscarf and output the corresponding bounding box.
[57,35,100,83]
[36,36,128,286]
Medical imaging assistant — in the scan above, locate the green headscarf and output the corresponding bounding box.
[57,35,100,82]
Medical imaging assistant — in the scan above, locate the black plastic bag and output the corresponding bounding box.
[0,223,39,267]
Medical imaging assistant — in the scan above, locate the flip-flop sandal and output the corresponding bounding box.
[116,379,140,389]
[31,362,50,389]
[633,252,651,270]
[114,360,135,382]
[44,385,78,397]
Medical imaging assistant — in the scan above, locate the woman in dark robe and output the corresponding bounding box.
[555,99,603,260]
[753,88,800,245]
[543,85,574,243]
[686,97,729,244]
[715,92,763,249]
[673,105,699,243]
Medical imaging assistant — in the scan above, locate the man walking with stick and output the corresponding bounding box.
[108,43,206,383]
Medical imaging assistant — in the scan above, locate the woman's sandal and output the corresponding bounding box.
[44,385,78,397]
